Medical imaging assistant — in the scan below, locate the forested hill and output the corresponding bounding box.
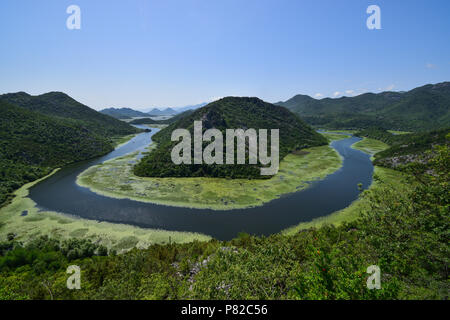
[276,82,450,131]
[0,100,119,206]
[134,97,327,179]
[0,92,139,136]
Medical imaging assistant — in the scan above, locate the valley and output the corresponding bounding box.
[0,85,448,300]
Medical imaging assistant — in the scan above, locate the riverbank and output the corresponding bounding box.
[282,165,411,234]
[283,135,401,234]
[77,136,343,210]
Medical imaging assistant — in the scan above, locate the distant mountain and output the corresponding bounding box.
[175,102,208,113]
[0,100,115,206]
[146,107,178,116]
[276,82,450,131]
[134,97,327,179]
[100,107,149,119]
[0,92,139,137]
[146,102,208,116]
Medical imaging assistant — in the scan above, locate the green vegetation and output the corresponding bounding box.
[352,138,390,157]
[0,93,139,207]
[277,82,450,131]
[77,142,341,210]
[0,144,447,299]
[134,97,327,179]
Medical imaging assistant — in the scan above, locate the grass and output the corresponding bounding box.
[387,130,412,135]
[77,141,343,210]
[321,132,351,141]
[352,137,390,158]
[0,170,211,252]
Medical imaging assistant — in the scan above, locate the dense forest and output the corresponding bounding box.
[0,95,139,207]
[0,141,447,299]
[133,97,327,179]
[277,82,450,131]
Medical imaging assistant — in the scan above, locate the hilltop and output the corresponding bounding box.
[134,97,327,179]
[276,82,450,131]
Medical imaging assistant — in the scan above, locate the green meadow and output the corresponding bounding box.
[352,137,390,158]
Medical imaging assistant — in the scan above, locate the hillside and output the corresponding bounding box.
[0,100,115,206]
[367,129,449,168]
[99,107,149,119]
[0,92,139,136]
[276,82,450,131]
[134,97,327,179]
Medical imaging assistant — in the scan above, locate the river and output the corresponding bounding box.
[29,127,373,240]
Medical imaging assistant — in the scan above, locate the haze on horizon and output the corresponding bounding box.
[1,0,449,111]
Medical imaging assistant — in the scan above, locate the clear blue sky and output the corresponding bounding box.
[1,0,449,110]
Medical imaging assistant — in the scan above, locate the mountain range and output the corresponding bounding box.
[276,82,450,131]
[100,102,209,119]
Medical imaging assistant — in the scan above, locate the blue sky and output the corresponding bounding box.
[1,0,449,110]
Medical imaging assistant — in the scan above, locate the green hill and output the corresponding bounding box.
[0,92,139,136]
[134,97,327,179]
[277,82,450,131]
[100,107,149,119]
[0,100,123,206]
